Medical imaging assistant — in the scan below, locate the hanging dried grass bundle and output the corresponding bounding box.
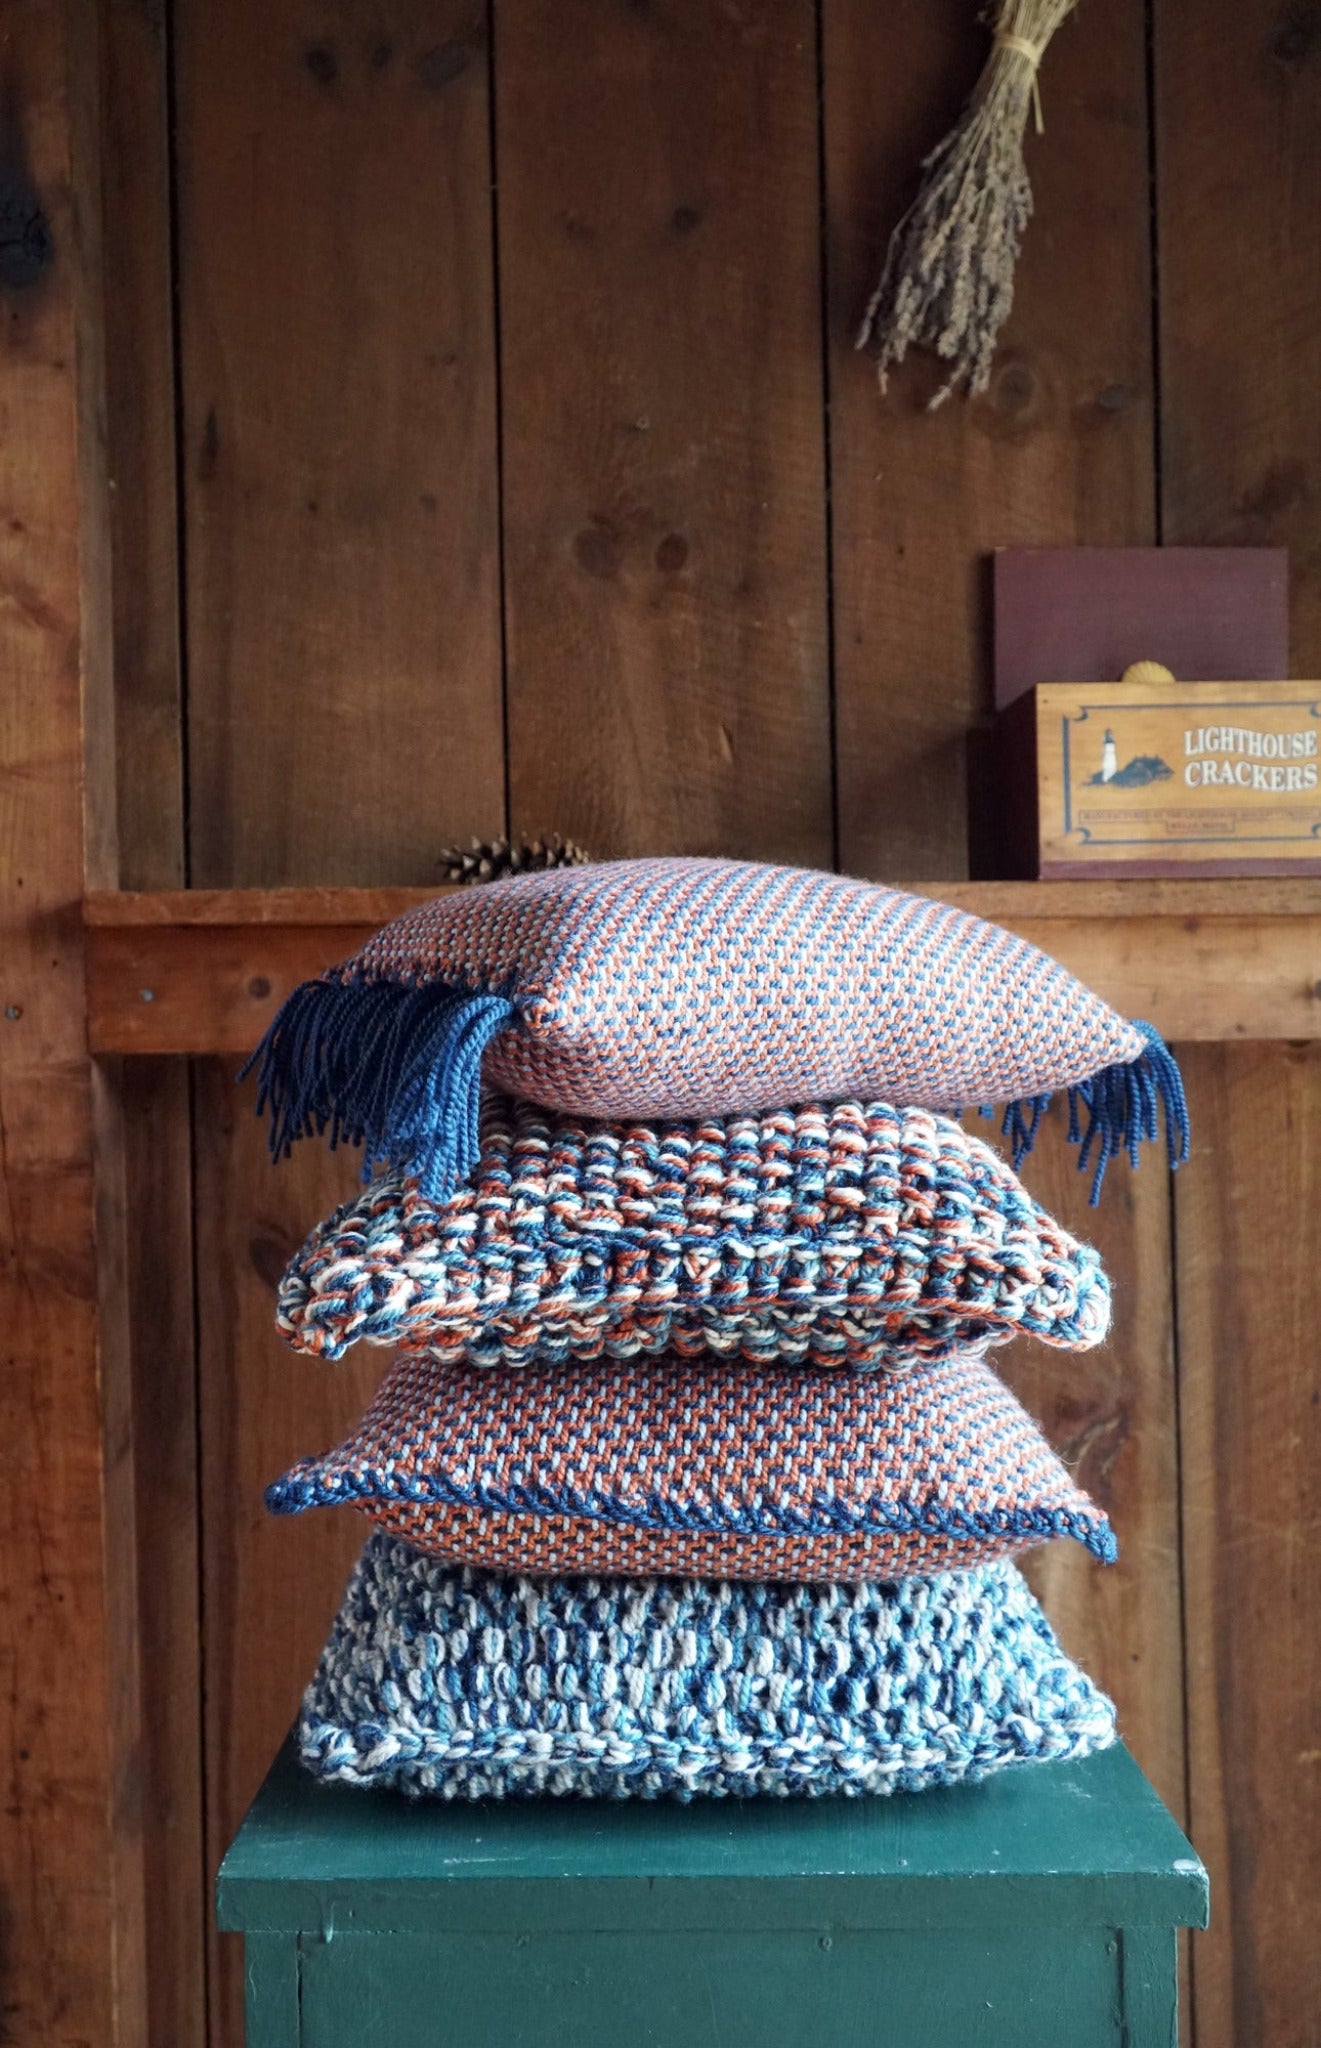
[856,0,1078,408]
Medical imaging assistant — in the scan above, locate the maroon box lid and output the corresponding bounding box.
[993,548,1289,709]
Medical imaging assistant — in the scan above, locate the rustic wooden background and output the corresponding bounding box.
[2,0,1318,2043]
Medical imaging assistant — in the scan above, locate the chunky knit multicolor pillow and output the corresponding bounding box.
[267,1347,1116,1580]
[277,1098,1111,1371]
[244,857,1188,1203]
[300,1535,1119,1799]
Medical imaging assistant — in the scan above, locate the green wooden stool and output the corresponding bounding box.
[219,1736,1207,2047]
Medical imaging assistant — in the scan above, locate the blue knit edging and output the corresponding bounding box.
[989,1019,1190,1203]
[264,1467,1118,1564]
[239,974,518,1202]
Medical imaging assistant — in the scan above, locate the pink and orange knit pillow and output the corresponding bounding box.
[246,857,1188,1202]
[266,1346,1117,1582]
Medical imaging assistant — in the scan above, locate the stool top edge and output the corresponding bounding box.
[217,1737,1208,1936]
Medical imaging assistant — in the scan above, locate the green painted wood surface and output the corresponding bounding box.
[1119,1927,1181,2048]
[241,1932,299,2048]
[219,1737,1205,2047]
[218,1736,1207,1938]
[296,1925,1122,2048]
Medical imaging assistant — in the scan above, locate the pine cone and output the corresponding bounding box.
[436,834,594,886]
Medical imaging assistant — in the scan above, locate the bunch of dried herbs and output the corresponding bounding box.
[857,0,1078,407]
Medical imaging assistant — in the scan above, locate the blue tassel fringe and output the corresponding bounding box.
[240,976,516,1202]
[986,1019,1190,1204]
[244,979,1186,1212]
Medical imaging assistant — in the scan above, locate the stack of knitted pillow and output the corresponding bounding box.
[255,858,1187,1802]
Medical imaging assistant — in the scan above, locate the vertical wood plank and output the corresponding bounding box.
[89,1065,152,2048]
[496,0,832,862]
[243,1933,301,2048]
[99,5,207,2042]
[102,0,185,889]
[121,1059,205,2048]
[997,1126,1185,1823]
[176,6,507,2039]
[1156,14,1321,2043]
[1174,1045,1321,2048]
[1157,0,1321,670]
[0,4,118,2038]
[195,1069,385,2048]
[823,0,1157,881]
[177,0,506,886]
[826,13,1186,2015]
[68,10,157,2037]
[1119,1927,1181,2048]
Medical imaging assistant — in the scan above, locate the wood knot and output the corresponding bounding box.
[1058,1400,1131,1504]
[198,406,219,482]
[303,41,338,85]
[249,1233,294,1291]
[417,41,474,90]
[0,170,53,292]
[976,354,1046,438]
[573,521,623,579]
[991,358,1038,416]
[1272,9,1317,65]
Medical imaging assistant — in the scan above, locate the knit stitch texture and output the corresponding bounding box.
[267,1346,1116,1579]
[277,1097,1110,1372]
[300,1536,1119,1799]
[245,857,1188,1201]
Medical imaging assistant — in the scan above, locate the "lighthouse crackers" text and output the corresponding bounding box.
[1180,724,1317,792]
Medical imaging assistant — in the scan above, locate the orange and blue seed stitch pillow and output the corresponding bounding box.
[266,1345,1117,1582]
[277,1097,1111,1371]
[244,857,1189,1205]
[300,1538,1119,1800]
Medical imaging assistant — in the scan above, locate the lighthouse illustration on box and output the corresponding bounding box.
[1099,730,1117,783]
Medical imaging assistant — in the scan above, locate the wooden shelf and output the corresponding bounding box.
[83,879,1321,1056]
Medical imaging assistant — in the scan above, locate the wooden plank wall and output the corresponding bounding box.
[0,7,137,2043]
[1157,8,1321,2044]
[73,1,1319,2043]
[99,6,206,2045]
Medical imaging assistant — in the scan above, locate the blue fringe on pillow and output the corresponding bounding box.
[240,977,516,1201]
[986,1019,1190,1203]
[244,969,1188,1207]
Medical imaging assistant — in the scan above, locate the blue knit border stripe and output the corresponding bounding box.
[264,1467,1118,1565]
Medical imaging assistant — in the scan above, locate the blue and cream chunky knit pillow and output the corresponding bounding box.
[277,1098,1111,1371]
[245,857,1189,1203]
[300,1535,1119,1799]
[267,1346,1116,1582]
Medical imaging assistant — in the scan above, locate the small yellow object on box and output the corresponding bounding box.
[997,668,1321,877]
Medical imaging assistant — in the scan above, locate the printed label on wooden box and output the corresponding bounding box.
[1034,679,1321,875]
